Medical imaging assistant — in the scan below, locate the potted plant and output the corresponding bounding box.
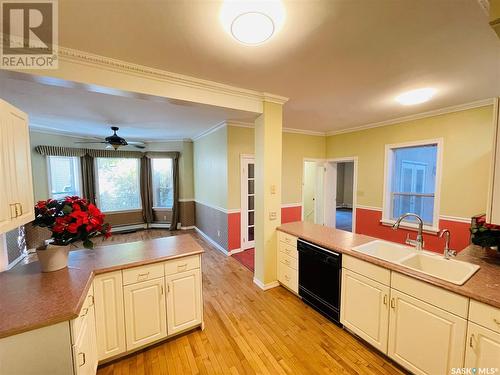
[470,215,500,256]
[33,196,111,272]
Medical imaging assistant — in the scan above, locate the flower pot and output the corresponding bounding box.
[36,244,70,272]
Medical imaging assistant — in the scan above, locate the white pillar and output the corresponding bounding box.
[253,101,283,288]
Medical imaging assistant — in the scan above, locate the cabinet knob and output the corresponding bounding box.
[494,318,500,326]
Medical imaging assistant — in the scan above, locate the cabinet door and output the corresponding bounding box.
[0,100,31,233]
[465,322,500,370]
[341,269,390,353]
[124,277,167,350]
[94,271,126,361]
[73,314,96,375]
[388,289,467,375]
[166,269,202,335]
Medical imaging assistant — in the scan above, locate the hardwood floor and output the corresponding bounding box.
[97,230,405,375]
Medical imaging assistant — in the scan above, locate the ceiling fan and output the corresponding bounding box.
[75,126,146,150]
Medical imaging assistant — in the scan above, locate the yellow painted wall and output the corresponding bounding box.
[227,125,255,209]
[193,126,228,208]
[226,126,327,209]
[326,105,494,218]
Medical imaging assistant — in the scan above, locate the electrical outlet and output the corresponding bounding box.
[269,211,277,220]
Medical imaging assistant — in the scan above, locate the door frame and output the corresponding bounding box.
[301,158,326,222]
[240,154,255,250]
[325,157,358,233]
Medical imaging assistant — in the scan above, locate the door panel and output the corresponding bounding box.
[465,322,500,370]
[124,278,167,350]
[241,157,255,250]
[94,271,126,360]
[388,289,467,375]
[341,269,390,353]
[166,269,202,335]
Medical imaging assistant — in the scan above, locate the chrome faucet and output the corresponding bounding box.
[439,229,457,260]
[392,213,424,251]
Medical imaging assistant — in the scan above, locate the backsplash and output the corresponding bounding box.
[4,226,27,267]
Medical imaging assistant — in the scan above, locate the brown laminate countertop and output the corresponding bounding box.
[0,234,204,339]
[278,221,500,309]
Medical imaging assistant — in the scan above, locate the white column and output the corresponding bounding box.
[253,101,283,288]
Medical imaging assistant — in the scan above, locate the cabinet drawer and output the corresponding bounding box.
[278,251,298,270]
[278,241,298,259]
[71,284,94,344]
[278,231,297,247]
[343,254,390,286]
[165,255,200,276]
[122,263,164,286]
[278,263,298,294]
[469,300,500,334]
[391,272,469,318]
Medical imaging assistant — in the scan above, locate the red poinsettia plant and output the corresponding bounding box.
[33,196,111,249]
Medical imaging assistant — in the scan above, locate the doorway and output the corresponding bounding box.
[302,160,325,225]
[324,158,357,232]
[235,155,255,272]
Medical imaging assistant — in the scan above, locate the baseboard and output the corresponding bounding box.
[194,227,229,256]
[111,224,146,233]
[253,277,280,291]
[149,223,170,229]
[180,226,195,230]
[229,248,243,255]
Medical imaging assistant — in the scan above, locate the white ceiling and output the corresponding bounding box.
[56,0,500,133]
[0,71,258,141]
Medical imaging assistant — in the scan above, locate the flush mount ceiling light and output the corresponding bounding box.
[220,0,285,46]
[395,88,437,105]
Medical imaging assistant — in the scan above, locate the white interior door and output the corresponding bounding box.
[324,162,337,228]
[314,164,325,225]
[241,156,255,250]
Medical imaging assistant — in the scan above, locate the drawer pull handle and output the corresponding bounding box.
[16,203,22,216]
[160,284,164,295]
[469,334,475,348]
[81,308,88,317]
[9,204,16,219]
[137,272,149,279]
[284,259,290,265]
[177,263,188,270]
[494,318,500,326]
[88,295,94,306]
[78,352,86,367]
[390,298,396,309]
[383,295,388,305]
[284,275,290,281]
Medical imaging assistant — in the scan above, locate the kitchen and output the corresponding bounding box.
[1,1,500,374]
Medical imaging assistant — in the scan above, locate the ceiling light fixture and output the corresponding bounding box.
[220,0,285,46]
[395,88,437,105]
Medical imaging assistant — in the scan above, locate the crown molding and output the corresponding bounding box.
[58,47,289,107]
[191,121,227,141]
[227,121,255,128]
[282,127,326,136]
[326,98,495,136]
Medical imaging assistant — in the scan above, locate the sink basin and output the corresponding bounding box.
[398,252,480,285]
[352,240,416,262]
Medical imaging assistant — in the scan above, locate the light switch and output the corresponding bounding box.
[269,211,277,220]
[270,185,276,194]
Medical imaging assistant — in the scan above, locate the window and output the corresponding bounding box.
[96,158,141,212]
[47,156,82,199]
[383,140,442,229]
[152,158,174,208]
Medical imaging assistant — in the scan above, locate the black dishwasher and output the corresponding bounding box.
[297,239,342,325]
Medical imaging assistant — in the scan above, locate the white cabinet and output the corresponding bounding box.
[0,99,34,234]
[94,271,126,361]
[465,322,500,370]
[388,289,467,375]
[277,232,298,294]
[166,269,202,335]
[341,269,390,353]
[124,277,167,350]
[488,97,500,225]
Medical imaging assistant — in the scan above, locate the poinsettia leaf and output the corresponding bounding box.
[83,239,94,249]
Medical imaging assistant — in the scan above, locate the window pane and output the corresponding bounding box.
[248,180,254,195]
[48,156,81,199]
[248,226,254,241]
[152,158,173,208]
[248,163,254,179]
[248,196,254,211]
[96,158,141,212]
[390,143,437,224]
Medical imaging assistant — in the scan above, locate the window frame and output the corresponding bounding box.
[46,155,83,200]
[381,138,443,233]
[94,157,142,214]
[151,158,174,210]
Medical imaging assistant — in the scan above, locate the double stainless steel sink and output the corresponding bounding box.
[352,240,480,285]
